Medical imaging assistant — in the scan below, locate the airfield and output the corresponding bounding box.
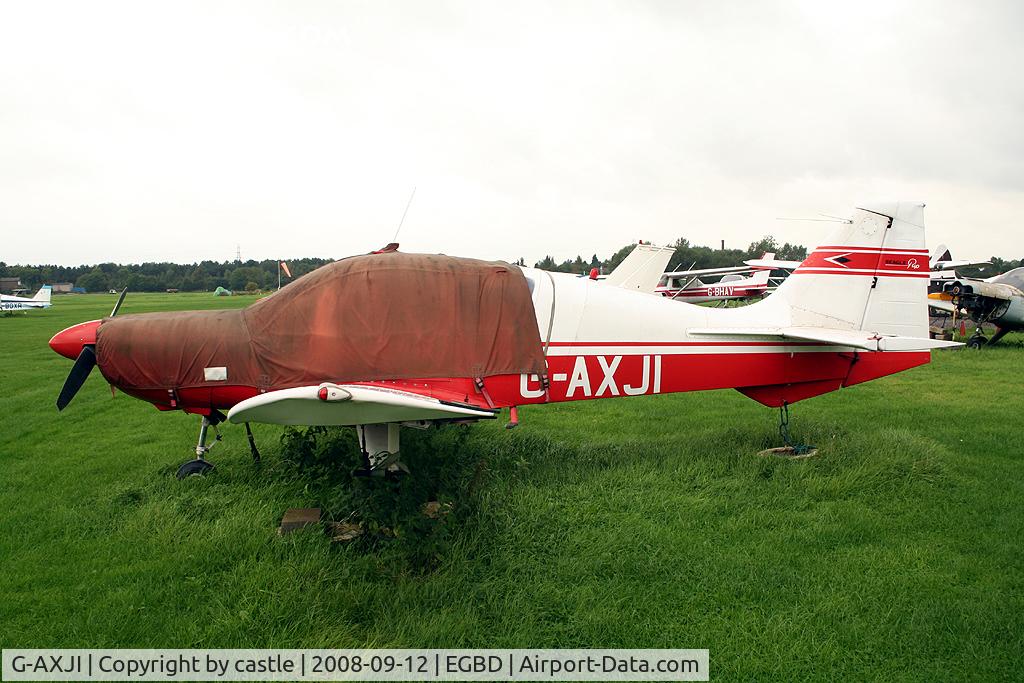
[2,292,1022,679]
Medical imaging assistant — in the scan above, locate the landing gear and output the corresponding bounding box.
[176,459,214,477]
[175,410,225,479]
[988,326,1009,347]
[966,331,987,349]
[244,422,261,463]
[353,423,409,478]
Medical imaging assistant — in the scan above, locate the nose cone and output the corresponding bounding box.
[49,320,101,360]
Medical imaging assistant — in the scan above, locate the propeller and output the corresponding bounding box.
[56,345,96,411]
[110,287,128,317]
[53,288,128,410]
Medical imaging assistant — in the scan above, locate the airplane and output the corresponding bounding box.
[49,201,957,478]
[929,268,1024,347]
[655,269,771,304]
[928,244,989,276]
[2,285,52,311]
[655,252,799,304]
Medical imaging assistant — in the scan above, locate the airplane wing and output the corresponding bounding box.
[743,257,803,270]
[603,243,676,293]
[688,326,961,351]
[663,265,751,278]
[227,383,499,426]
[932,260,991,271]
[927,298,958,314]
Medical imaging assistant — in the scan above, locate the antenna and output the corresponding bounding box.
[235,245,241,262]
[775,217,851,224]
[818,212,853,224]
[392,187,417,243]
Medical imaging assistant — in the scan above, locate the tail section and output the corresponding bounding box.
[748,269,771,287]
[603,242,676,294]
[772,202,930,338]
[32,285,52,304]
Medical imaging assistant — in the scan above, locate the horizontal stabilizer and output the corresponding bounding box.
[227,383,498,426]
[688,326,962,351]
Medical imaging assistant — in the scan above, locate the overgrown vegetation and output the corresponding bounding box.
[277,425,494,572]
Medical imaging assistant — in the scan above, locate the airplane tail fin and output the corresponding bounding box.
[749,269,771,286]
[930,243,952,269]
[772,202,931,338]
[603,243,676,294]
[33,285,52,304]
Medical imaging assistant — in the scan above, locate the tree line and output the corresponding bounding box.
[0,258,333,293]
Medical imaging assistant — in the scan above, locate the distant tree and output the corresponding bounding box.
[534,256,558,270]
[746,236,780,258]
[777,242,807,261]
[76,268,109,293]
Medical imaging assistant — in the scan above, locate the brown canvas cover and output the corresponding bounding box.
[96,252,546,392]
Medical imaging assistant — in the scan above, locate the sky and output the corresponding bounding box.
[1,0,1022,266]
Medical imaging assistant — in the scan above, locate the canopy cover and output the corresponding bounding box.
[96,253,546,393]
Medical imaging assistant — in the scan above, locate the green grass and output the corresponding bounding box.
[1,293,1022,680]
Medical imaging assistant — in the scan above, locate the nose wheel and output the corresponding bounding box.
[176,411,225,479]
[176,459,215,478]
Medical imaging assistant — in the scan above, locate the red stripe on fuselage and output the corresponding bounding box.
[121,347,932,412]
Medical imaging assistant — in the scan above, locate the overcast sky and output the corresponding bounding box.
[1,0,1022,266]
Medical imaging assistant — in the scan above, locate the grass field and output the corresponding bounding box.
[2,292,1022,680]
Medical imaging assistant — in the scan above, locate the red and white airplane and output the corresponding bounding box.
[655,252,802,304]
[655,269,772,304]
[50,202,957,477]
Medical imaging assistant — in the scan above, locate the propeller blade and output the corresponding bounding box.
[56,345,97,411]
[110,288,128,317]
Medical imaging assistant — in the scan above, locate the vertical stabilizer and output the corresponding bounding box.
[772,202,930,337]
[603,243,676,294]
[33,285,52,304]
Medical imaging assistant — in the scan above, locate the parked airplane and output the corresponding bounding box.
[1,285,51,311]
[930,268,1024,347]
[655,252,799,304]
[656,269,771,304]
[929,244,989,275]
[50,202,956,478]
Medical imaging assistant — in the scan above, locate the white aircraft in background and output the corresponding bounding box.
[1,285,52,311]
[656,252,801,304]
[656,269,772,304]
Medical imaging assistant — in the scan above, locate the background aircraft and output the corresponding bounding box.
[655,252,799,304]
[1,285,51,311]
[930,268,1024,347]
[49,202,956,479]
[656,269,771,304]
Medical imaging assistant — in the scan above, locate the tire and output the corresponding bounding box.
[176,459,215,479]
